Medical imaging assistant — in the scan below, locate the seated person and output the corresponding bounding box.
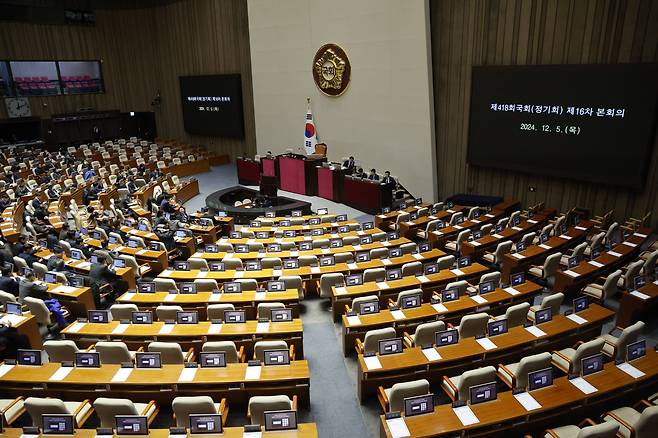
[0,265,19,297]
[19,269,49,303]
[18,245,38,268]
[354,167,366,178]
[368,169,380,181]
[47,247,66,272]
[382,170,396,188]
[343,156,356,171]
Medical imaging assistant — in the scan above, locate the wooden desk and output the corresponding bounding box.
[188,223,219,245]
[239,220,360,235]
[0,360,310,407]
[341,281,543,356]
[218,227,383,245]
[0,312,42,349]
[106,242,168,273]
[380,346,658,437]
[119,225,195,258]
[170,178,200,203]
[374,203,443,229]
[0,200,24,243]
[617,280,658,328]
[255,213,337,224]
[360,304,613,401]
[331,263,489,321]
[45,283,96,316]
[166,159,210,178]
[342,176,393,214]
[426,210,506,247]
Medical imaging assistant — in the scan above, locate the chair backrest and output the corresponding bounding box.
[449,212,463,226]
[542,252,563,278]
[24,297,51,325]
[202,341,240,363]
[571,242,588,259]
[260,257,282,269]
[363,327,397,354]
[172,396,217,427]
[254,340,288,362]
[155,278,178,292]
[605,222,619,244]
[222,258,243,270]
[413,320,445,347]
[319,273,344,298]
[635,404,658,438]
[188,258,209,270]
[589,232,605,250]
[25,397,69,428]
[504,302,530,328]
[206,304,235,320]
[312,239,329,249]
[521,232,536,246]
[570,338,605,374]
[370,248,389,260]
[513,352,552,389]
[437,255,455,271]
[396,212,410,224]
[351,295,379,312]
[539,292,564,313]
[44,340,79,362]
[600,269,621,300]
[0,290,18,305]
[388,379,430,412]
[507,211,521,227]
[494,241,513,263]
[298,256,318,267]
[644,250,658,276]
[396,289,423,306]
[334,252,354,264]
[110,303,139,320]
[96,341,132,364]
[248,395,292,425]
[445,280,468,296]
[236,279,258,291]
[34,261,52,278]
[401,261,422,277]
[457,312,489,338]
[148,341,185,364]
[454,230,471,251]
[479,271,501,288]
[257,302,285,319]
[613,321,645,362]
[93,398,139,428]
[623,260,644,289]
[575,421,619,438]
[455,366,496,401]
[364,268,386,283]
[155,305,184,321]
[279,275,303,298]
[399,243,417,255]
[193,279,219,292]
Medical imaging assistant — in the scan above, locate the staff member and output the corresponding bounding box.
[368,169,380,181]
[342,156,356,171]
[382,170,396,188]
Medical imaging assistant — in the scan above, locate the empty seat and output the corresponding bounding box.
[172,396,226,427]
[482,240,513,265]
[247,395,295,425]
[356,327,397,355]
[543,421,619,438]
[363,268,386,283]
[188,258,209,270]
[202,341,243,363]
[236,279,258,291]
[552,338,605,374]
[260,257,282,269]
[207,304,235,321]
[598,321,644,362]
[528,252,562,286]
[257,302,285,319]
[493,302,530,328]
[109,303,139,320]
[254,340,291,362]
[378,379,430,413]
[44,340,80,363]
[405,320,445,347]
[319,273,344,298]
[528,292,564,321]
[194,278,220,292]
[279,275,304,300]
[401,261,422,277]
[498,352,552,389]
[456,312,488,338]
[155,278,178,292]
[155,305,184,321]
[441,366,496,401]
[0,397,26,425]
[583,270,621,303]
[25,397,93,428]
[602,404,658,438]
[93,398,158,428]
[148,341,194,364]
[437,255,455,271]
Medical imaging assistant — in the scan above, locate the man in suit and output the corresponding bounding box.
[382,170,396,188]
[354,168,366,178]
[368,169,380,181]
[0,265,19,297]
[18,245,38,268]
[19,269,49,303]
[342,156,356,171]
[126,176,137,194]
[47,247,66,272]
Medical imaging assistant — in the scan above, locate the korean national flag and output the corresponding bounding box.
[304,105,318,155]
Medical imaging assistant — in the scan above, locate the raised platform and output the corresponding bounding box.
[205,186,312,224]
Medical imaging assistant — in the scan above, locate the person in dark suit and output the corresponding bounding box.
[368,169,380,181]
[19,270,49,303]
[18,245,38,268]
[382,170,396,188]
[46,247,66,272]
[89,256,127,305]
[354,168,366,178]
[0,265,19,297]
[127,176,137,194]
[342,156,356,171]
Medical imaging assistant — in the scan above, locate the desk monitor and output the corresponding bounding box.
[540,232,549,244]
[135,352,161,369]
[387,232,399,240]
[356,252,371,262]
[256,232,269,239]
[137,282,156,293]
[270,308,292,322]
[441,288,459,302]
[627,340,646,362]
[137,223,148,232]
[175,261,190,271]
[44,271,58,284]
[5,302,22,315]
[131,311,153,324]
[360,235,373,244]
[511,272,525,286]
[469,382,497,405]
[418,242,431,253]
[473,209,481,219]
[528,367,553,391]
[487,319,508,337]
[87,310,110,323]
[378,338,403,355]
[410,214,418,222]
[75,351,101,368]
[573,296,589,313]
[319,255,335,266]
[435,329,459,347]
[263,349,290,366]
[265,211,275,218]
[180,283,197,294]
[70,249,83,260]
[42,414,74,435]
[199,218,213,227]
[362,221,374,230]
[337,226,349,233]
[512,215,521,226]
[457,256,471,268]
[382,207,391,214]
[112,259,126,269]
[267,280,285,292]
[189,414,223,434]
[115,415,148,435]
[264,410,297,432]
[199,352,226,368]
[223,282,241,293]
[17,349,42,365]
[495,223,505,234]
[330,239,343,248]
[336,214,347,222]
[388,248,402,258]
[403,394,434,417]
[209,262,225,272]
[90,255,100,264]
[567,255,579,268]
[424,262,439,275]
[283,259,299,269]
[216,211,227,218]
[205,244,219,253]
[69,276,84,287]
[91,231,102,240]
[436,221,445,230]
[590,246,601,259]
[234,245,249,254]
[472,230,483,240]
[415,198,423,206]
[581,354,604,376]
[400,292,422,309]
[229,232,241,239]
[176,311,198,324]
[534,307,552,324]
[357,300,379,315]
[284,230,296,238]
[515,241,526,252]
[267,243,282,252]
[633,275,647,290]
[309,219,321,226]
[317,208,329,215]
[298,242,312,251]
[455,215,465,225]
[127,240,139,249]
[386,268,402,281]
[291,210,302,217]
[146,242,159,252]
[224,310,246,323]
[479,280,495,294]
[250,221,261,228]
[175,230,189,239]
[346,273,363,286]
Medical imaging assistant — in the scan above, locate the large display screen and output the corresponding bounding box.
[179,74,244,138]
[58,61,103,94]
[1,60,104,97]
[467,64,658,189]
[10,61,61,96]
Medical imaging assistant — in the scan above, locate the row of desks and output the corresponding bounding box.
[1,426,318,438]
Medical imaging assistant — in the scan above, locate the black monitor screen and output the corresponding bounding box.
[627,340,646,362]
[180,283,197,294]
[479,280,495,294]
[132,311,153,324]
[115,416,148,435]
[190,414,223,434]
[400,293,422,309]
[75,352,100,368]
[442,288,459,302]
[573,296,589,313]
[469,382,497,405]
[137,282,156,293]
[346,274,363,286]
[264,410,297,431]
[270,308,292,322]
[210,262,225,272]
[175,261,190,271]
[135,352,161,368]
[487,319,508,337]
[467,64,658,189]
[223,282,241,293]
[357,300,379,315]
[403,394,434,417]
[224,310,245,323]
[263,349,290,366]
[378,338,403,355]
[386,268,402,281]
[199,352,226,368]
[42,414,74,435]
[267,280,286,292]
[535,308,552,325]
[88,310,109,323]
[528,367,553,391]
[435,329,459,346]
[581,354,604,376]
[356,252,371,262]
[17,349,42,365]
[424,263,439,275]
[176,311,198,324]
[511,272,525,286]
[179,74,244,137]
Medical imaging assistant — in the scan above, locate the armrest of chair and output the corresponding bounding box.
[289,344,296,361]
[72,399,93,427]
[552,350,573,373]
[238,345,246,363]
[291,395,298,411]
[377,386,389,413]
[136,346,145,352]
[344,304,351,314]
[446,322,455,329]
[543,430,561,438]
[601,410,635,435]
[578,418,597,428]
[141,400,159,425]
[387,298,395,308]
[497,364,516,389]
[138,264,152,276]
[441,375,459,401]
[402,332,414,349]
[635,400,652,411]
[183,347,195,362]
[355,338,365,355]
[217,398,229,425]
[0,396,25,424]
[84,344,95,352]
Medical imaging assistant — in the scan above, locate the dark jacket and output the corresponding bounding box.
[47,256,66,272]
[89,263,114,287]
[0,275,19,296]
[19,278,49,303]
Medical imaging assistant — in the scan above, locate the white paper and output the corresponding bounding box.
[289,251,298,257]
[242,432,262,438]
[382,258,393,265]
[422,348,442,362]
[254,291,266,301]
[630,290,650,300]
[382,241,391,247]
[386,417,410,438]
[570,377,597,394]
[623,241,637,247]
[0,314,25,325]
[245,366,262,380]
[450,269,465,276]
[363,355,382,370]
[123,292,135,300]
[136,249,148,255]
[346,315,361,326]
[512,226,523,231]
[53,285,77,293]
[178,367,198,382]
[391,310,406,320]
[256,322,270,333]
[112,323,130,334]
[353,245,362,251]
[335,286,348,295]
[575,226,587,231]
[413,253,424,260]
[376,281,390,289]
[453,405,480,426]
[476,337,497,350]
[20,433,40,438]
[539,244,551,250]
[223,253,233,259]
[471,295,488,304]
[77,261,91,269]
[511,253,525,259]
[197,271,208,278]
[492,234,503,239]
[504,287,520,296]
[310,267,321,274]
[417,275,430,283]
[453,225,463,230]
[161,270,173,277]
[0,363,15,378]
[471,219,481,224]
[49,366,74,381]
[321,248,330,254]
[347,263,358,270]
[527,219,538,224]
[608,251,622,257]
[159,324,175,334]
[559,235,572,240]
[357,230,365,235]
[566,314,587,325]
[616,362,645,379]
[588,261,604,268]
[563,270,580,277]
[67,322,86,333]
[634,232,647,238]
[432,303,448,313]
[514,392,542,411]
[405,221,415,226]
[525,325,547,338]
[164,294,176,302]
[234,270,245,278]
[208,323,222,334]
[471,241,481,246]
[209,294,221,302]
[112,367,133,382]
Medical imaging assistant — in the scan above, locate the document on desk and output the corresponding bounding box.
[563,270,580,277]
[197,271,208,278]
[331,233,339,238]
[136,249,148,256]
[352,245,362,251]
[67,322,86,333]
[539,244,552,250]
[432,303,448,313]
[347,263,358,270]
[363,355,382,370]
[511,253,525,259]
[385,417,410,438]
[527,219,538,224]
[243,432,262,438]
[492,234,504,239]
[570,377,597,394]
[525,325,546,338]
[289,250,298,257]
[453,225,463,230]
[476,337,497,351]
[512,226,523,231]
[245,366,262,380]
[49,366,73,381]
[630,290,650,300]
[112,323,130,334]
[376,281,390,289]
[514,392,542,411]
[164,294,176,302]
[0,363,14,378]
[391,310,406,320]
[417,275,430,283]
[422,347,441,362]
[357,230,365,235]
[77,261,91,269]
[161,270,173,277]
[159,324,175,334]
[382,241,391,247]
[450,269,465,276]
[271,269,282,277]
[335,286,348,295]
[623,241,637,247]
[321,248,330,254]
[470,295,488,305]
[53,285,77,294]
[617,362,645,379]
[310,267,321,274]
[0,314,25,325]
[471,219,481,224]
[209,294,221,302]
[634,232,647,238]
[382,258,392,266]
[208,323,223,334]
[254,291,266,301]
[453,405,480,426]
[346,315,361,326]
[234,270,245,278]
[588,261,604,268]
[256,322,270,333]
[413,253,424,260]
[504,287,520,296]
[112,368,133,382]
[559,235,572,240]
[566,314,587,325]
[470,241,481,246]
[178,367,198,382]
[19,433,39,438]
[575,226,587,231]
[608,251,622,257]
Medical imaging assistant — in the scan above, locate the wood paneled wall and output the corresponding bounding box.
[0,0,256,158]
[430,0,658,228]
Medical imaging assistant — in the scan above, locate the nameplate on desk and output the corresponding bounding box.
[630,290,650,300]
[422,347,441,362]
[363,355,382,370]
[524,325,546,338]
[470,295,488,304]
[588,261,604,268]
[289,251,298,257]
[356,230,365,235]
[310,267,321,274]
[563,270,579,277]
[0,314,24,325]
[346,315,361,326]
[376,281,390,289]
[559,235,572,240]
[608,251,622,257]
[256,322,270,333]
[209,294,221,302]
[471,219,481,224]
[385,416,410,438]
[432,303,448,313]
[566,314,587,325]
[254,291,266,301]
[504,287,520,296]
[245,366,261,380]
[0,363,14,378]
[321,248,330,254]
[570,377,597,394]
[208,323,222,334]
[511,253,525,259]
[49,366,74,381]
[111,367,133,382]
[67,322,86,333]
[453,405,480,426]
[623,241,637,247]
[390,310,406,320]
[476,337,497,351]
[450,269,465,276]
[514,391,542,411]
[382,259,392,266]
[161,270,174,277]
[159,324,175,334]
[112,323,130,334]
[178,367,198,382]
[417,275,430,283]
[492,234,503,239]
[617,362,645,379]
[77,261,91,269]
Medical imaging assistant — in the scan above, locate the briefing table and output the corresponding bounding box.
[0,312,42,349]
[359,304,614,402]
[278,155,326,196]
[341,281,543,356]
[0,360,311,407]
[380,346,658,437]
[316,165,346,202]
[342,176,393,214]
[236,158,261,185]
